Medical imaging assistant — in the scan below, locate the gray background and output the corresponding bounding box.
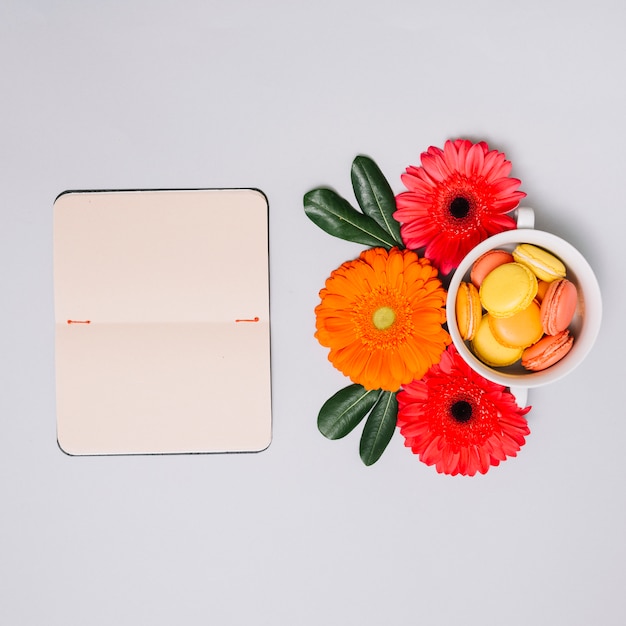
[1,1,624,624]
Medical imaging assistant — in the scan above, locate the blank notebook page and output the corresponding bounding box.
[54,189,271,455]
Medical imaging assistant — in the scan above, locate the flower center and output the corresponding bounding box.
[450,400,472,423]
[449,196,470,219]
[352,285,414,351]
[372,306,396,330]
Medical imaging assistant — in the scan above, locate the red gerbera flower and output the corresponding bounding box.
[397,345,531,476]
[394,139,526,274]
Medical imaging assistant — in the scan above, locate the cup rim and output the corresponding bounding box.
[446,228,602,390]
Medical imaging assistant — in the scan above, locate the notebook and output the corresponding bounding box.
[53,189,271,455]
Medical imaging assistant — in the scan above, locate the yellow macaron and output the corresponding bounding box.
[471,315,524,367]
[512,243,566,282]
[479,262,538,318]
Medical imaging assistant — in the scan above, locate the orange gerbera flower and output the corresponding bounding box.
[315,247,451,391]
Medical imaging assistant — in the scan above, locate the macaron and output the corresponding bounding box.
[487,300,544,349]
[540,278,578,335]
[471,315,524,367]
[470,249,514,288]
[512,243,566,282]
[535,280,550,303]
[479,262,538,318]
[455,281,482,341]
[521,329,574,371]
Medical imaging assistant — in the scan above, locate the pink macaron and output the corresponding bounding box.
[470,249,514,288]
[521,329,574,371]
[540,278,578,335]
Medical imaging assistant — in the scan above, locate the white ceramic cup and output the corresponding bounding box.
[446,207,602,407]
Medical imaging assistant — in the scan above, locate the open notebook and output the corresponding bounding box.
[53,189,271,455]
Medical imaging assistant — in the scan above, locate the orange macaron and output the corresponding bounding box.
[470,249,514,288]
[455,281,482,341]
[535,280,550,303]
[540,278,578,335]
[487,300,544,349]
[521,329,574,371]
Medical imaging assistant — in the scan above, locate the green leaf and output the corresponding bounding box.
[351,156,402,246]
[359,391,398,466]
[318,384,382,440]
[304,188,397,249]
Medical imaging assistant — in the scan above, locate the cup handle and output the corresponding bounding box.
[510,386,528,408]
[516,206,535,229]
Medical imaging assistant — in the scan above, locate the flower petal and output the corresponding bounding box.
[397,345,530,476]
[315,247,450,391]
[396,138,525,274]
